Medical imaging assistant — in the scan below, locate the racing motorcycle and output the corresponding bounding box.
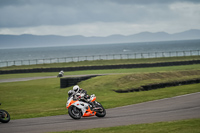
[0,103,10,123]
[57,70,64,78]
[66,93,106,119]
[57,74,63,77]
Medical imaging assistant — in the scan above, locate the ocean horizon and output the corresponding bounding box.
[0,39,200,62]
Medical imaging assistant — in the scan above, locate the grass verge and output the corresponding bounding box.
[51,118,200,133]
[113,70,200,92]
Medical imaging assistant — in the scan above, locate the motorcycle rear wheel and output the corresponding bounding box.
[68,106,82,119]
[0,110,10,123]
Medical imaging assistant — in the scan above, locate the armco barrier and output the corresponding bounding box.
[1,60,200,74]
[60,75,101,88]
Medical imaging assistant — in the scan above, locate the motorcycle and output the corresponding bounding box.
[57,70,64,78]
[57,73,63,77]
[0,103,10,123]
[66,94,106,119]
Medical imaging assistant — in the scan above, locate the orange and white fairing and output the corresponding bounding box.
[66,94,97,117]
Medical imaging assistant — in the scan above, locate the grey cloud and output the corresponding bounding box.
[0,0,199,28]
[0,0,93,7]
[110,0,200,5]
[1,0,199,7]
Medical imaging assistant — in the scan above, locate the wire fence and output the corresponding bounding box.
[0,50,200,68]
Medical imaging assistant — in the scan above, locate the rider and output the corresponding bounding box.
[68,85,98,110]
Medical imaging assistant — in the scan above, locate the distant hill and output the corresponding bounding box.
[0,29,200,48]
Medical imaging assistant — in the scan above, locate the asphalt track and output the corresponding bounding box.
[0,92,200,133]
[0,74,106,83]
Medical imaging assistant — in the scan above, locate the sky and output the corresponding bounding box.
[0,0,200,37]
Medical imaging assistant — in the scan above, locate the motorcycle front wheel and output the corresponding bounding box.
[0,110,10,123]
[68,106,82,119]
[95,102,106,117]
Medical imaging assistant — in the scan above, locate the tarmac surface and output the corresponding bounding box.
[0,92,200,133]
[0,74,106,83]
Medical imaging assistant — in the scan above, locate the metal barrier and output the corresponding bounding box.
[0,50,200,68]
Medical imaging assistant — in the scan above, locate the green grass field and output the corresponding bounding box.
[0,56,200,132]
[0,70,200,119]
[51,118,200,133]
[0,56,200,120]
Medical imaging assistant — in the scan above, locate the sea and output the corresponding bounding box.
[0,39,200,63]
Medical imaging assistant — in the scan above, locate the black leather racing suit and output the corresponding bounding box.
[76,88,95,109]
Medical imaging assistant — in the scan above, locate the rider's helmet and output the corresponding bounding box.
[73,85,80,93]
